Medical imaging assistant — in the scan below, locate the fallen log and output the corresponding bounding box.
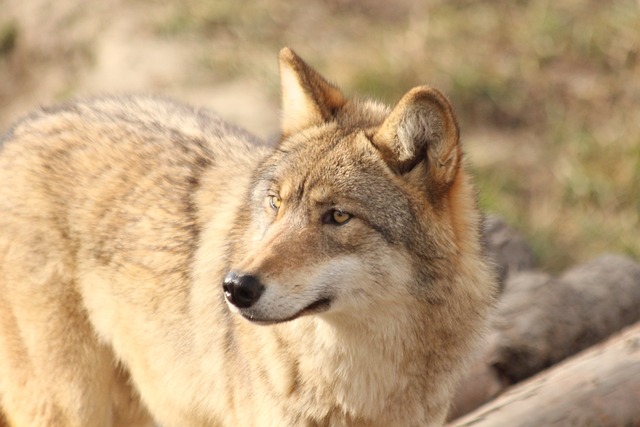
[449,254,640,418]
[450,321,640,426]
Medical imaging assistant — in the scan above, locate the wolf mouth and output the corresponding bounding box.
[241,297,333,325]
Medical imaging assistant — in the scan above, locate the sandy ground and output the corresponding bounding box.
[1,0,278,138]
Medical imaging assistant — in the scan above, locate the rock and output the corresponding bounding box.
[482,215,535,291]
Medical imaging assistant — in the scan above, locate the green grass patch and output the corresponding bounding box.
[0,21,18,57]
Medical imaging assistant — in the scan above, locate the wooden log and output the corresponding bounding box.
[449,254,640,419]
[449,321,640,426]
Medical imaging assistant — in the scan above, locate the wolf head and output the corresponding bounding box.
[224,47,475,325]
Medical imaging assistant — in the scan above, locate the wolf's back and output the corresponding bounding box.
[0,96,267,267]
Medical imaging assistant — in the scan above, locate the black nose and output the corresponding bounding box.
[222,272,264,308]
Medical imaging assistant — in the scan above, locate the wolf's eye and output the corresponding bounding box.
[323,209,352,226]
[268,195,281,211]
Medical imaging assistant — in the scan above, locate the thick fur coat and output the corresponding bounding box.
[0,48,496,426]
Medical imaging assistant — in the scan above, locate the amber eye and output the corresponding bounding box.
[268,195,281,211]
[323,209,352,225]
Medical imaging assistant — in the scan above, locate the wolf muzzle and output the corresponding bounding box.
[222,272,265,308]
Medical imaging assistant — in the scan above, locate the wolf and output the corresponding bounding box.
[0,47,496,426]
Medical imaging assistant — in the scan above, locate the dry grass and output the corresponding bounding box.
[2,0,639,271]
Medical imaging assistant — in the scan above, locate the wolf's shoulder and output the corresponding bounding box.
[1,94,268,155]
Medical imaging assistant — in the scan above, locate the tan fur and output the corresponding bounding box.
[0,48,497,426]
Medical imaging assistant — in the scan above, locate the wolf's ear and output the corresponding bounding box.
[372,86,461,196]
[279,47,346,136]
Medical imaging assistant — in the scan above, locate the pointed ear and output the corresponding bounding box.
[279,47,346,136]
[372,86,461,196]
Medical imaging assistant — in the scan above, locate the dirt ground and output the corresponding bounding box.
[0,0,279,137]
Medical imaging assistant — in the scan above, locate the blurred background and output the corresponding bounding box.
[1,0,638,272]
